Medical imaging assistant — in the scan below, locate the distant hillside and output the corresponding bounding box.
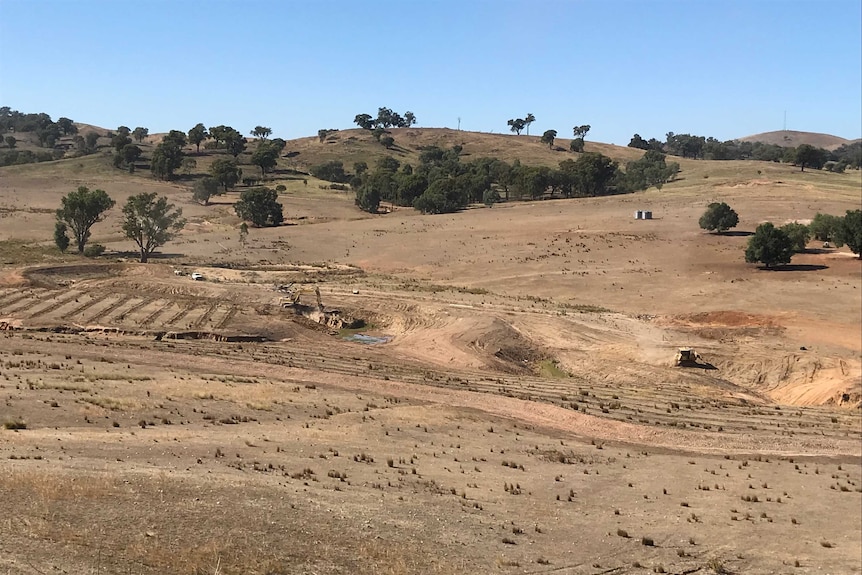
[280,127,645,172]
[55,125,645,170]
[738,130,854,151]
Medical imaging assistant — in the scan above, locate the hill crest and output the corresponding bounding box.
[737,130,853,151]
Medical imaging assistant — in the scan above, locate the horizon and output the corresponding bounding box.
[1,0,860,145]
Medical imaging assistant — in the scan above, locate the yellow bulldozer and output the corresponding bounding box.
[674,347,703,367]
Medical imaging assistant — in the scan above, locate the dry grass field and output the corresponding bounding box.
[0,128,860,574]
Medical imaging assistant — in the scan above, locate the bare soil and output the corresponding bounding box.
[0,140,860,574]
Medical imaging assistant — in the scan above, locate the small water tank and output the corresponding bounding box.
[634,210,643,219]
[644,210,653,220]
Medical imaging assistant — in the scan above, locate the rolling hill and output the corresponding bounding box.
[737,130,856,150]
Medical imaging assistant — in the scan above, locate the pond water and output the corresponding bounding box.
[343,333,392,344]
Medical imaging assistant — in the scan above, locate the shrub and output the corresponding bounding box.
[54,221,70,252]
[83,244,105,258]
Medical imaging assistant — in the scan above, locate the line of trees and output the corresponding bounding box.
[629,131,861,171]
[698,203,862,266]
[354,108,417,131]
[507,114,535,136]
[313,144,679,215]
[54,186,185,262]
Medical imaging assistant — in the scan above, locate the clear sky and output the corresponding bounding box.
[1,0,860,145]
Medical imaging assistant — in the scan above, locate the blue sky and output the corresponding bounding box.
[1,0,860,145]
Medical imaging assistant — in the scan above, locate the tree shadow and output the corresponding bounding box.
[270,168,308,177]
[761,264,829,272]
[718,230,754,237]
[113,250,184,261]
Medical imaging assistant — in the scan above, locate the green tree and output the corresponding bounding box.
[150,137,184,180]
[376,156,401,173]
[698,202,739,233]
[541,129,557,149]
[116,126,131,137]
[745,222,794,268]
[524,113,536,136]
[572,124,591,139]
[570,138,585,152]
[269,138,286,154]
[224,128,246,157]
[565,152,618,197]
[57,117,77,136]
[164,130,188,148]
[628,133,650,149]
[354,114,374,130]
[507,118,526,135]
[181,157,197,175]
[380,135,395,149]
[234,187,284,227]
[121,143,142,166]
[210,158,241,191]
[483,188,501,207]
[121,193,186,263]
[209,125,228,146]
[251,142,279,176]
[239,222,249,246]
[403,111,417,127]
[132,127,149,142]
[793,144,828,171]
[355,167,398,212]
[85,131,100,151]
[310,160,347,182]
[112,132,132,153]
[193,177,222,205]
[625,150,679,191]
[37,123,61,147]
[779,222,811,252]
[53,221,70,252]
[4,135,16,148]
[376,107,398,128]
[251,126,272,140]
[809,213,842,241]
[413,177,469,214]
[188,123,208,153]
[836,209,862,258]
[56,186,115,253]
[355,181,382,213]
